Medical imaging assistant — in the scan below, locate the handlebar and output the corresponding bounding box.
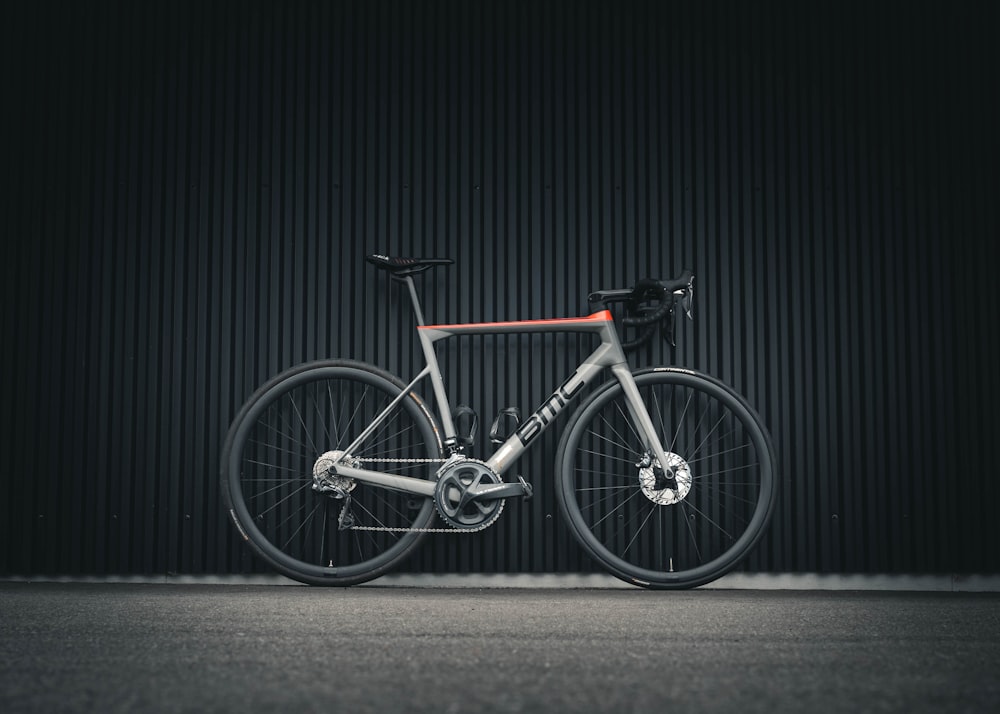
[620,279,675,327]
[588,270,695,352]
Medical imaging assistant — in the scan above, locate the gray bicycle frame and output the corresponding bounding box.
[331,276,673,498]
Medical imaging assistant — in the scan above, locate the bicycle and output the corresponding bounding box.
[221,255,777,589]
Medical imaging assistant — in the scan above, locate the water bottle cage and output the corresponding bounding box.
[451,405,478,449]
[489,407,522,445]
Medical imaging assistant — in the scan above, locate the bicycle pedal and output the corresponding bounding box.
[489,407,521,445]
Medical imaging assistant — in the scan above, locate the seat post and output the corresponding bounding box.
[401,276,427,327]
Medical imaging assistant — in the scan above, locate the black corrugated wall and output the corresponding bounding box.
[2,0,997,577]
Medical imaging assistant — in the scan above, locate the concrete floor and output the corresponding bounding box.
[1,582,998,713]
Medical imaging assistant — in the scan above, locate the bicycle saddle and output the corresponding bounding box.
[366,254,454,276]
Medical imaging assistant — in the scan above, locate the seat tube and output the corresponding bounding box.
[611,363,672,468]
[417,329,456,438]
[402,276,428,327]
[403,276,456,439]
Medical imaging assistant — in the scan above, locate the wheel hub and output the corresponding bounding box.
[433,458,505,530]
[638,452,692,505]
[312,450,358,497]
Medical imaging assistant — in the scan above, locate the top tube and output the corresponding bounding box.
[418,310,613,340]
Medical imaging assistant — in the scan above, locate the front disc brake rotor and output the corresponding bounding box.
[638,452,692,505]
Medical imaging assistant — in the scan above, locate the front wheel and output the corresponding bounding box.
[220,360,443,586]
[556,368,777,589]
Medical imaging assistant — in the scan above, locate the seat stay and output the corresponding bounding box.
[332,364,436,467]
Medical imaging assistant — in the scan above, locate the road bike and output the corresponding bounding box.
[221,255,777,588]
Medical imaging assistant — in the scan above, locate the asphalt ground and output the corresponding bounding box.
[1,583,998,713]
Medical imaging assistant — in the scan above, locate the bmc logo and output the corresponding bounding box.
[516,371,586,446]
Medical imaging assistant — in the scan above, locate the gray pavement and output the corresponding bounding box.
[1,583,998,713]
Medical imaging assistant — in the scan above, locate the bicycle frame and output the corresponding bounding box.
[330,276,675,498]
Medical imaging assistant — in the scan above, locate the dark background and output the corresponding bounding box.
[1,0,997,578]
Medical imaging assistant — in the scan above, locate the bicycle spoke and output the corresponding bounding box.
[309,390,335,449]
[622,505,658,557]
[340,386,371,445]
[245,476,308,502]
[281,501,322,551]
[256,414,314,453]
[242,458,308,475]
[577,484,636,513]
[666,391,694,455]
[680,502,705,564]
[589,488,644,530]
[688,412,728,461]
[680,400,707,455]
[288,394,320,456]
[320,500,330,565]
[577,447,636,465]
[252,481,313,518]
[685,442,753,465]
[614,401,644,452]
[681,499,740,542]
[584,427,637,454]
[351,499,403,539]
[574,483,637,491]
[328,383,342,447]
[247,438,311,460]
[598,412,640,455]
[690,462,760,481]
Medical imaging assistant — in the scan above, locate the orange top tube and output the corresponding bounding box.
[419,310,612,331]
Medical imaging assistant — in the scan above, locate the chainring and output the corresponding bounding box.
[433,458,505,530]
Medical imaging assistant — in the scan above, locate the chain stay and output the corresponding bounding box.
[346,455,500,533]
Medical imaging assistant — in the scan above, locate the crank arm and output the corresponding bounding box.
[466,477,533,501]
[331,464,436,497]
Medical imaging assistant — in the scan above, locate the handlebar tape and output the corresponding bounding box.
[621,278,672,327]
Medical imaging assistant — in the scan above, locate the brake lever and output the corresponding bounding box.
[662,310,677,347]
[662,280,693,347]
[680,290,693,320]
[680,276,694,320]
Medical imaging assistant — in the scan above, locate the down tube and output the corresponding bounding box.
[487,360,606,476]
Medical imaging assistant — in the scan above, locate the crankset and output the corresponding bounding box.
[433,458,506,530]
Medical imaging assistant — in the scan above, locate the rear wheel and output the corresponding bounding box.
[556,368,776,589]
[221,360,443,586]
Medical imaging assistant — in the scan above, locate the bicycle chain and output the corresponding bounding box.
[346,456,502,534]
[347,516,499,534]
[355,457,447,464]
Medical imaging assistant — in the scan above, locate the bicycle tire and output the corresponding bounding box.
[555,367,777,589]
[221,359,443,586]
